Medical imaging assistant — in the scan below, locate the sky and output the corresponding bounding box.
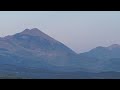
[0,11,120,53]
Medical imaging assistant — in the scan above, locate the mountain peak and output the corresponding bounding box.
[31,28,40,31]
[14,28,60,43]
[107,44,120,50]
[21,28,44,36]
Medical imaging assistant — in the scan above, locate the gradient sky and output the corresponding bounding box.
[0,11,120,53]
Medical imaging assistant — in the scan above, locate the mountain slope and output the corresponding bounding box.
[79,44,120,60]
[79,44,120,72]
[0,28,78,70]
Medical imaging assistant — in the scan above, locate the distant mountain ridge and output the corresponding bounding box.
[1,28,120,78]
[107,44,120,50]
[79,44,120,72]
[79,44,120,59]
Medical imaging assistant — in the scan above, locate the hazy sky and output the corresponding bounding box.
[0,11,120,53]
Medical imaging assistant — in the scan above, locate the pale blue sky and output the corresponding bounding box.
[0,11,120,53]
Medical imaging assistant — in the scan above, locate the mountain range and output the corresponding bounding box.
[79,44,120,72]
[1,28,120,78]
